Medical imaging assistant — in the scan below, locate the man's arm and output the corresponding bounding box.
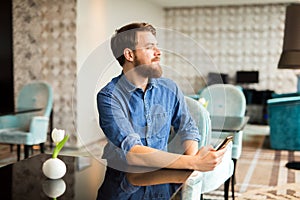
[127,144,226,172]
[182,140,198,155]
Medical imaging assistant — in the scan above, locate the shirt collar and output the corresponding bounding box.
[118,73,136,92]
[148,78,158,90]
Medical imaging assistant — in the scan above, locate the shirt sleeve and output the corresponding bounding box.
[97,90,144,157]
[171,87,201,144]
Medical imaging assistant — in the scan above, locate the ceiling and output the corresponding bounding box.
[147,0,300,7]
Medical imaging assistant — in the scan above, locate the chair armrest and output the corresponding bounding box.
[29,116,49,142]
[267,96,300,105]
[182,170,204,200]
[181,143,234,199]
[201,142,233,193]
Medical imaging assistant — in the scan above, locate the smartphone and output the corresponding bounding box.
[215,136,233,151]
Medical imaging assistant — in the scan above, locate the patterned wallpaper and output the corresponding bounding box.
[164,4,298,94]
[13,0,77,146]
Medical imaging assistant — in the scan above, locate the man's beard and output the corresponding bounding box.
[133,58,162,78]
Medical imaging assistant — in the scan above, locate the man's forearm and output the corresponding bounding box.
[127,145,196,170]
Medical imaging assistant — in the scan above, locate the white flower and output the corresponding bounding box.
[51,128,65,144]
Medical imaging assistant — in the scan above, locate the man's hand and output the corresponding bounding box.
[192,145,227,172]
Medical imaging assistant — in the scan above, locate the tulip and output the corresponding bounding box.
[50,128,69,158]
[51,128,65,144]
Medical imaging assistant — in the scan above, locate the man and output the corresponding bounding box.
[97,22,226,172]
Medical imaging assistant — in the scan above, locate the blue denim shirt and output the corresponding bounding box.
[97,73,200,159]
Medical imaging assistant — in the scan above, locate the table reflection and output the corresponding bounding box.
[97,142,192,200]
[97,166,186,200]
[42,179,66,198]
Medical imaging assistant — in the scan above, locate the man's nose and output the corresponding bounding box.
[154,46,161,56]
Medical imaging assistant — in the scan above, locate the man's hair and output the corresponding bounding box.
[111,22,156,66]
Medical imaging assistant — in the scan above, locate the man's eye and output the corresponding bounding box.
[146,45,158,50]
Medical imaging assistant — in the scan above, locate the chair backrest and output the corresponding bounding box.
[184,96,211,147]
[199,84,246,117]
[168,96,212,154]
[17,82,53,130]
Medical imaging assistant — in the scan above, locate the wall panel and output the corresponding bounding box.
[164,4,297,94]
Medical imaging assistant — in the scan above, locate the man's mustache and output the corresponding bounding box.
[151,58,160,62]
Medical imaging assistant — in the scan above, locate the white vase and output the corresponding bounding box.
[42,179,66,198]
[42,158,66,179]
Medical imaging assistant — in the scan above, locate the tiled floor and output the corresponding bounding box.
[203,124,300,199]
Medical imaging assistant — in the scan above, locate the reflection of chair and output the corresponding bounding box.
[170,96,233,199]
[267,92,300,150]
[198,84,246,199]
[0,82,53,160]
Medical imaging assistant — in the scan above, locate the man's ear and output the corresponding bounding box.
[124,48,134,62]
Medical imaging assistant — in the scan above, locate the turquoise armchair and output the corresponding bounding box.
[169,96,233,199]
[267,93,300,150]
[0,82,53,160]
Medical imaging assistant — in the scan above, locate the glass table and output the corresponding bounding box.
[210,115,249,132]
[0,154,193,200]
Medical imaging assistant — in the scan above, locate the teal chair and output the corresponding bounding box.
[169,96,233,200]
[267,93,300,150]
[0,82,53,160]
[168,96,211,154]
[198,84,246,199]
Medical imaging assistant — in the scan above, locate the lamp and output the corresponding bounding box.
[278,4,300,170]
[278,4,300,91]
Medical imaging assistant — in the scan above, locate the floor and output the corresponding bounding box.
[236,125,300,192]
[1,124,300,199]
[204,124,300,199]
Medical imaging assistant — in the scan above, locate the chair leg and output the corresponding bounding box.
[17,145,21,161]
[224,158,237,200]
[224,177,230,200]
[40,143,45,153]
[49,109,54,149]
[231,159,237,200]
[200,194,204,200]
[24,145,30,159]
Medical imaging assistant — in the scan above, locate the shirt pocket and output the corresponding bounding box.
[152,112,169,138]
